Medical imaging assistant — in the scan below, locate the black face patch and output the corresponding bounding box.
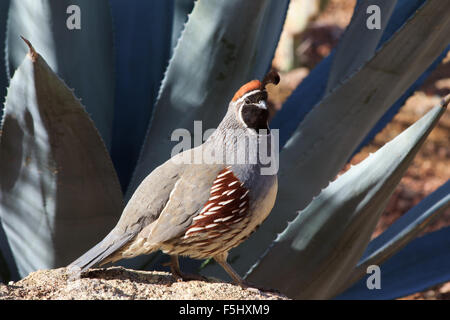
[240,104,269,131]
[244,91,268,104]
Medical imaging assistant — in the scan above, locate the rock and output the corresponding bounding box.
[0,267,289,300]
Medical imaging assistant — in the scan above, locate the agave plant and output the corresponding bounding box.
[0,0,449,300]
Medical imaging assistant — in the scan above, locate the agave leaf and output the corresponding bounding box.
[325,0,397,93]
[109,0,174,191]
[251,0,290,79]
[0,0,10,115]
[270,54,332,147]
[336,226,450,300]
[0,0,16,283]
[378,0,424,44]
[245,100,447,299]
[338,179,450,294]
[171,0,195,54]
[204,0,450,281]
[0,40,123,279]
[271,0,428,148]
[6,0,115,149]
[127,0,289,197]
[353,44,449,156]
[331,0,442,157]
[0,210,17,283]
[348,1,450,157]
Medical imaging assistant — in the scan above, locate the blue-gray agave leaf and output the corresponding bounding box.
[127,0,289,197]
[0,0,14,282]
[0,40,123,279]
[353,45,449,156]
[245,101,447,299]
[0,0,10,115]
[109,0,174,191]
[340,178,450,294]
[271,0,427,148]
[351,0,450,156]
[204,0,450,281]
[251,0,290,79]
[337,226,450,300]
[6,0,115,149]
[325,0,397,93]
[379,0,424,44]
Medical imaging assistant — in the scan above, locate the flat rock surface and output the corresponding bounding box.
[0,267,288,300]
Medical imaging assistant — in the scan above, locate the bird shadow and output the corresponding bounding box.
[79,266,178,286]
[67,266,282,297]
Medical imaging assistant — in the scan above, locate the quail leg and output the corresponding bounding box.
[214,252,279,293]
[213,252,246,286]
[169,255,207,282]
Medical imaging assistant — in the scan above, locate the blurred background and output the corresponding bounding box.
[268,0,449,300]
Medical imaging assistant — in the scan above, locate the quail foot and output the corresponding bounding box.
[69,71,281,289]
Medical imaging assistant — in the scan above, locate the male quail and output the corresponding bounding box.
[69,71,280,287]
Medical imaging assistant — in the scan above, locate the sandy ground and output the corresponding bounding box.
[0,267,287,300]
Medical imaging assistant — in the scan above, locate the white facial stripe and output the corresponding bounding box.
[238,105,248,128]
[237,91,268,110]
[236,89,260,104]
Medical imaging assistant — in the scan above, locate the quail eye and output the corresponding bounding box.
[244,91,267,104]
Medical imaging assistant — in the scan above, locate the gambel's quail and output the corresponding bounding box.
[69,71,281,287]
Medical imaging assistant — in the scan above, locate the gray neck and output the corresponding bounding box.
[203,108,274,167]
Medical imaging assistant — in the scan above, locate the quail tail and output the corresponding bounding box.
[68,229,134,274]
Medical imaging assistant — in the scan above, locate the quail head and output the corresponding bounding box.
[69,71,281,287]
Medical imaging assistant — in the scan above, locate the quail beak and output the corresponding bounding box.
[254,98,268,110]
